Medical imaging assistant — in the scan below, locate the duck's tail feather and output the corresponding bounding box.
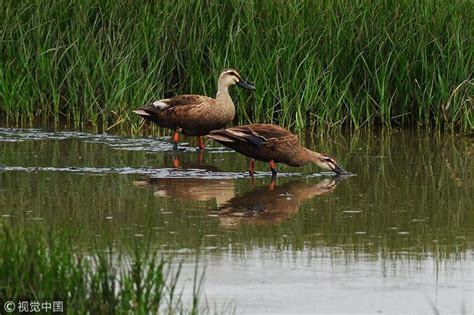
[133,109,151,117]
[207,133,235,143]
[209,129,268,147]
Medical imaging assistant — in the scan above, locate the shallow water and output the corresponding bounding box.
[0,127,473,313]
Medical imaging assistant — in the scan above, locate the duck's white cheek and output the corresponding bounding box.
[317,161,330,170]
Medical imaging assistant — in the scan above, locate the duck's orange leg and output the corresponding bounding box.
[173,129,180,151]
[269,160,277,177]
[249,159,256,176]
[197,136,205,150]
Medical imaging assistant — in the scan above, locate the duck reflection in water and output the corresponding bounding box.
[164,150,208,169]
[133,178,235,207]
[134,175,347,227]
[216,177,347,228]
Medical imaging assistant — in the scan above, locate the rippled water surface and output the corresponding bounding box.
[0,127,473,313]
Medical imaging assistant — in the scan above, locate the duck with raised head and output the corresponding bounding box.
[133,69,255,150]
[208,124,351,176]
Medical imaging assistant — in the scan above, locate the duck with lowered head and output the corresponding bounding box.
[208,124,351,176]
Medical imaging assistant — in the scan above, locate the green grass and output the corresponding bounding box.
[0,227,206,314]
[0,0,473,132]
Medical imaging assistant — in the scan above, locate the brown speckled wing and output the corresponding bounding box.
[244,124,299,147]
[140,95,212,113]
[161,95,211,107]
[209,124,301,164]
[134,95,216,132]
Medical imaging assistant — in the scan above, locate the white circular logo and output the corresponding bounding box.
[4,301,15,312]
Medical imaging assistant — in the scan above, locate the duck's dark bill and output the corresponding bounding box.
[237,79,256,90]
[334,165,353,176]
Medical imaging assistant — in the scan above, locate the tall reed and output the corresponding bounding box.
[0,0,472,131]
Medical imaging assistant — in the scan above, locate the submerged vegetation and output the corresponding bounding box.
[0,0,473,131]
[0,227,205,314]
